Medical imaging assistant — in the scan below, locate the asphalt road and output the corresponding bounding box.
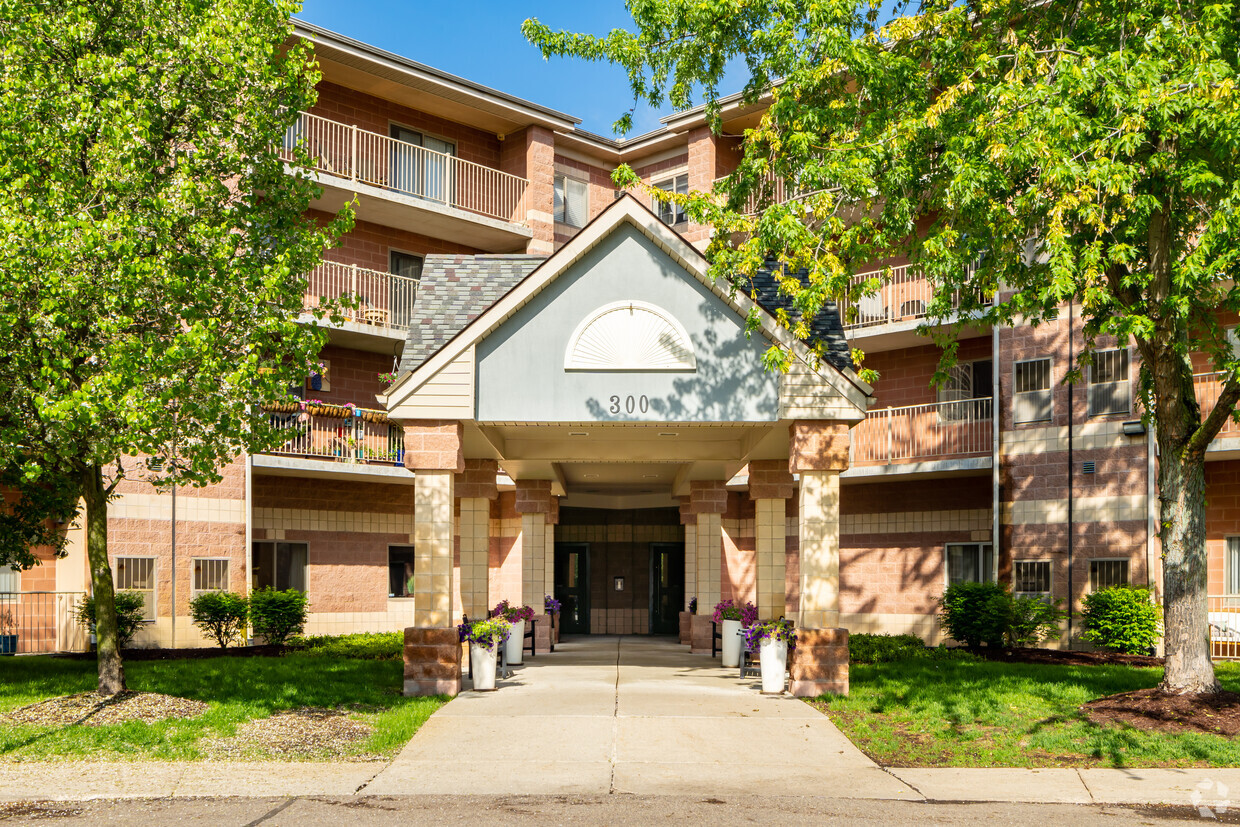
[1,796,1235,826]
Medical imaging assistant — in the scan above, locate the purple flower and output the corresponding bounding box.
[545,595,562,614]
[712,599,759,626]
[742,619,797,652]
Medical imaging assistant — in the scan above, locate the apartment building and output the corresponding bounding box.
[6,19,1236,663]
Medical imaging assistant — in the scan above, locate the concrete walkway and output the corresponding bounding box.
[1,635,1238,808]
[366,634,913,797]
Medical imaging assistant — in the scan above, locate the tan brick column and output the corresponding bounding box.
[688,481,727,653]
[788,421,851,696]
[750,460,794,621]
[679,498,696,608]
[455,459,498,623]
[501,126,555,254]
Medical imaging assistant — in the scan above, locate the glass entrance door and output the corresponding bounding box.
[649,542,684,636]
[554,543,590,636]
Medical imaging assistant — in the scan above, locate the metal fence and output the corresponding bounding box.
[0,592,86,655]
[851,398,994,466]
[304,261,418,332]
[264,408,404,465]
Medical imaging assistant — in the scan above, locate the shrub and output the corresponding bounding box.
[74,592,148,649]
[939,581,1012,648]
[189,591,248,648]
[849,633,927,663]
[288,632,403,660]
[248,587,308,645]
[1080,585,1162,654]
[1006,595,1067,646]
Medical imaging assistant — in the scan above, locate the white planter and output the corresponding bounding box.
[470,643,498,691]
[721,619,743,667]
[504,619,524,665]
[759,637,788,694]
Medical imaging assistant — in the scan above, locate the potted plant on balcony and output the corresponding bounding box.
[492,599,534,665]
[743,618,797,694]
[0,609,15,656]
[713,599,757,668]
[459,617,510,691]
[545,594,562,644]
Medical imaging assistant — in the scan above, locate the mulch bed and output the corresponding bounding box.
[1083,688,1240,736]
[56,645,289,662]
[200,708,377,760]
[4,691,208,727]
[980,646,1164,668]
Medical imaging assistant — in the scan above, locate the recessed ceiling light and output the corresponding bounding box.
[583,473,600,479]
[642,474,659,479]
[570,431,589,437]
[659,432,677,437]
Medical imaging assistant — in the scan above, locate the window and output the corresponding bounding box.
[251,542,308,592]
[1088,348,1130,416]
[1014,560,1052,598]
[388,546,416,598]
[554,175,588,228]
[1013,358,1053,424]
[654,173,688,225]
[938,360,993,421]
[0,565,17,593]
[1227,538,1240,595]
[388,124,455,203]
[946,543,994,586]
[389,250,422,328]
[1089,559,1130,591]
[192,559,229,596]
[115,556,157,621]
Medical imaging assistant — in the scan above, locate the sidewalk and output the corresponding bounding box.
[0,636,1235,808]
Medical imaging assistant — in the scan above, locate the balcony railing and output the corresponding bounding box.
[851,398,993,466]
[1209,595,1240,659]
[281,111,528,225]
[304,261,417,332]
[1194,373,1240,441]
[0,592,86,654]
[263,405,404,466]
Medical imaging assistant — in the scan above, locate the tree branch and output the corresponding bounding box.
[1187,373,1240,458]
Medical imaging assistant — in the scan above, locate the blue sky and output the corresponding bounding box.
[296,1,739,136]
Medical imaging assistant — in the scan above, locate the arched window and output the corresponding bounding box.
[564,301,696,371]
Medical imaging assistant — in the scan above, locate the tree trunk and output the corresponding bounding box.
[1157,446,1220,694]
[81,463,125,696]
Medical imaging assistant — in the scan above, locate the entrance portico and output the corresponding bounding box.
[385,196,871,696]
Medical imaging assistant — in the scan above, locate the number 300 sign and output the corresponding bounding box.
[608,395,650,415]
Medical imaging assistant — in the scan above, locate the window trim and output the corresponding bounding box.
[191,557,231,597]
[0,564,19,597]
[944,542,996,588]
[1087,347,1132,417]
[1012,356,1054,424]
[1088,557,1131,592]
[1013,559,1053,598]
[250,541,310,594]
[114,555,158,622]
[1226,537,1240,596]
[653,172,689,225]
[554,174,589,228]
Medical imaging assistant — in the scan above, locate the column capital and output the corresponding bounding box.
[747,460,795,501]
[401,420,464,473]
[678,497,694,525]
[688,480,728,514]
[514,479,555,514]
[455,458,499,500]
[788,421,851,473]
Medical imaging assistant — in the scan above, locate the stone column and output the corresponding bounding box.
[678,497,696,645]
[688,481,727,653]
[788,421,851,697]
[455,459,498,623]
[516,479,555,653]
[400,420,464,697]
[749,460,794,622]
[500,125,555,255]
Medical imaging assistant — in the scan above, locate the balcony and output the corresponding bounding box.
[282,111,532,252]
[1194,373,1240,458]
[260,403,404,466]
[302,260,417,346]
[845,398,993,480]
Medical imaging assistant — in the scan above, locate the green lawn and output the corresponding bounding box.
[0,650,445,762]
[813,657,1240,768]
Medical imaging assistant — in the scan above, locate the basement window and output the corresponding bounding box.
[115,556,157,621]
[1089,559,1130,591]
[1014,560,1052,599]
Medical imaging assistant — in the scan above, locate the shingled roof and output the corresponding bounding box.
[743,265,855,374]
[399,254,546,373]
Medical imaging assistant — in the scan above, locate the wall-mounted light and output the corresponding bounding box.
[614,576,625,592]
[1122,420,1147,436]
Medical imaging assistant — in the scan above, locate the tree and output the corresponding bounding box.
[525,0,1240,694]
[0,0,351,694]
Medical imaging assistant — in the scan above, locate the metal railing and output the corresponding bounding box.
[836,263,986,332]
[1194,373,1240,441]
[0,592,87,654]
[264,407,404,466]
[304,261,418,332]
[851,397,994,466]
[281,111,528,225]
[1209,595,1240,659]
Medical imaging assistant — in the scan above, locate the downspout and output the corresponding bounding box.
[992,297,1001,585]
[1067,301,1075,645]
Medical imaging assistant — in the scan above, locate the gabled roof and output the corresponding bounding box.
[745,267,855,374]
[400,255,545,373]
[385,194,872,410]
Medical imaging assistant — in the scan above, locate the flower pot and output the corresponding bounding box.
[759,637,788,694]
[0,634,15,656]
[721,619,743,667]
[470,643,498,691]
[504,619,524,665]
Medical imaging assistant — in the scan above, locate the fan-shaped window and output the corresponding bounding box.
[564,301,697,371]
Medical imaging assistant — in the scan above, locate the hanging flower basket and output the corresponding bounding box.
[306,403,353,419]
[358,409,391,425]
[263,401,301,414]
